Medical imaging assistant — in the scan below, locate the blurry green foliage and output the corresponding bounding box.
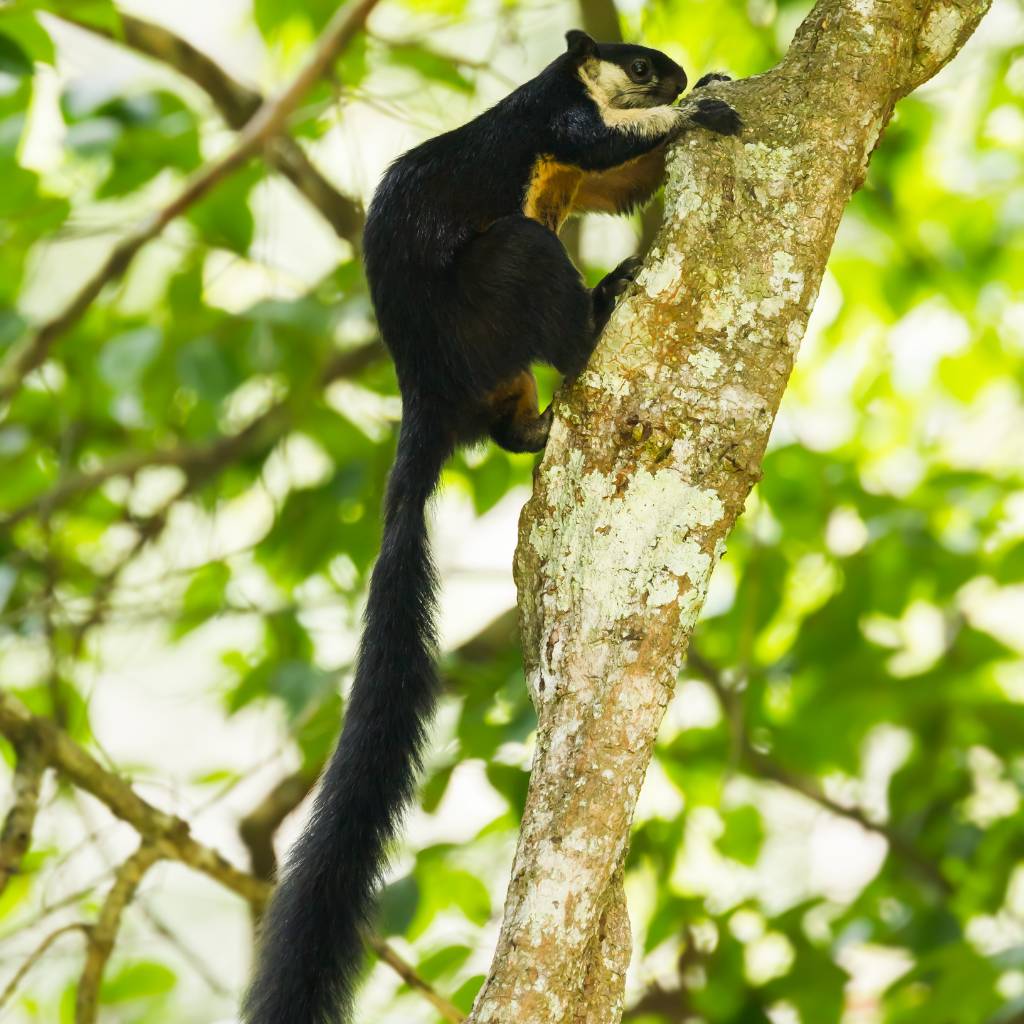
[0,0,1022,1022]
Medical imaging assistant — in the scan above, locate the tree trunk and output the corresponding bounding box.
[468,1,990,1021]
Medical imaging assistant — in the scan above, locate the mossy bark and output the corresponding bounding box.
[468,1,991,1021]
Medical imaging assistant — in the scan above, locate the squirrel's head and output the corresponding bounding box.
[565,30,687,110]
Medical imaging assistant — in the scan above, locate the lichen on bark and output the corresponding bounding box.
[466,1,992,1022]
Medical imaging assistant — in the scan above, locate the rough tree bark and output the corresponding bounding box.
[468,1,990,1022]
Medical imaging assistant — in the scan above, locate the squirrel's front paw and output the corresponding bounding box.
[692,97,742,136]
[694,71,732,88]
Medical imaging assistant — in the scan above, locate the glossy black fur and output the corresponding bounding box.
[360,48,688,424]
[244,32,739,1024]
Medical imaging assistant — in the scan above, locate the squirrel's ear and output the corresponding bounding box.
[565,30,597,60]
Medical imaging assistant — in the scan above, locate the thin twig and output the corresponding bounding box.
[71,790,232,1000]
[61,11,364,243]
[63,493,177,663]
[365,933,465,1023]
[0,923,91,1013]
[138,898,231,997]
[0,0,380,405]
[75,844,162,1024]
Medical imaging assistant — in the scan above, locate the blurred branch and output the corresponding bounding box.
[62,11,365,244]
[623,986,687,1024]
[578,0,622,43]
[2,408,286,531]
[621,932,704,1023]
[138,898,232,996]
[745,749,952,894]
[0,923,90,1013]
[0,690,465,1018]
[75,843,161,1024]
[4,343,385,652]
[1,339,384,530]
[366,935,465,1023]
[0,0,380,407]
[368,31,503,72]
[240,772,317,884]
[0,738,47,896]
[448,607,519,664]
[686,649,951,894]
[238,606,521,880]
[0,690,266,907]
[70,788,234,1000]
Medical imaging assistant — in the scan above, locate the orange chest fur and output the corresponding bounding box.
[523,157,583,233]
[521,148,668,234]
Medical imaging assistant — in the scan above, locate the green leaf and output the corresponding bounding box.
[228,659,333,718]
[377,874,419,936]
[416,944,472,982]
[173,561,230,639]
[100,961,176,1003]
[386,45,474,94]
[421,762,455,813]
[188,163,261,254]
[0,31,33,82]
[336,30,368,87]
[47,0,120,34]
[294,691,342,771]
[485,762,529,815]
[98,327,162,390]
[0,15,54,66]
[410,853,491,937]
[253,0,338,36]
[452,975,486,1013]
[62,88,201,197]
[717,805,765,866]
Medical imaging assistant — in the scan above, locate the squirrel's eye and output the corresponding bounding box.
[630,59,651,79]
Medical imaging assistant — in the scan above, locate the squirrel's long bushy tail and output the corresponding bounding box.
[243,404,451,1024]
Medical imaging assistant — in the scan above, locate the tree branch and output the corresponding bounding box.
[0,923,90,1013]
[75,844,162,1024]
[578,0,622,45]
[0,339,384,529]
[685,649,951,894]
[0,689,466,1018]
[240,771,317,884]
[907,0,992,91]
[61,11,365,244]
[0,738,47,896]
[365,935,465,1024]
[0,0,379,407]
[470,1,990,1020]
[0,691,266,907]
